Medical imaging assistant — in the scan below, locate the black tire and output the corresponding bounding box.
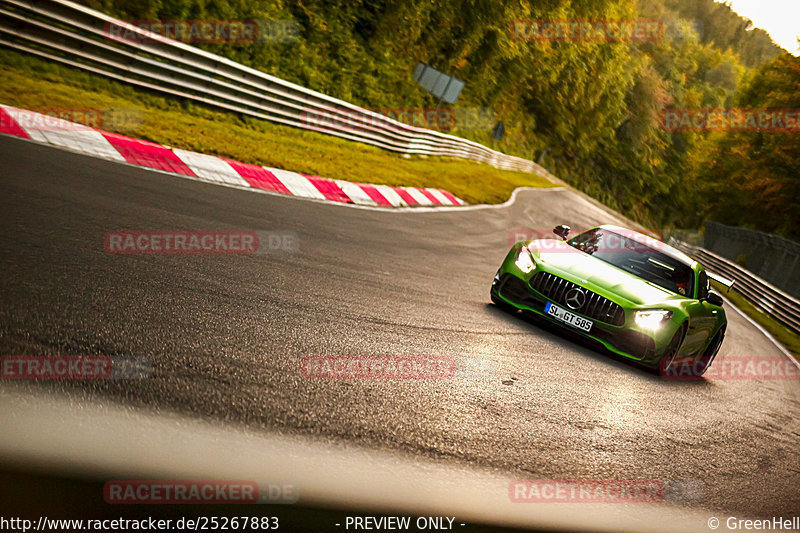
[692,327,725,377]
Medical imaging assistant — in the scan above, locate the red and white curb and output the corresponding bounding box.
[0,105,465,207]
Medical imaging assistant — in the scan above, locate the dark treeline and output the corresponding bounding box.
[80,0,798,239]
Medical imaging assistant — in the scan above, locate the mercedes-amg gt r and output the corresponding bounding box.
[491,225,732,377]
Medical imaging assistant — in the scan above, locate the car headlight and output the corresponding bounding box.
[514,245,536,274]
[634,309,673,330]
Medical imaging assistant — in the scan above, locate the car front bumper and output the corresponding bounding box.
[492,272,667,365]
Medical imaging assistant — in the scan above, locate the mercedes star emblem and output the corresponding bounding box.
[565,288,586,310]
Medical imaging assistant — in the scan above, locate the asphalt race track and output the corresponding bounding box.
[1,135,798,524]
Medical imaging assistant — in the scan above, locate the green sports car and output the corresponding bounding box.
[491,225,732,377]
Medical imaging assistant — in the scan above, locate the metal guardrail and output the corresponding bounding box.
[671,240,800,334]
[0,0,555,178]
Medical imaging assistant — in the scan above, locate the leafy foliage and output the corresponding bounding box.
[71,0,794,237]
[698,54,800,239]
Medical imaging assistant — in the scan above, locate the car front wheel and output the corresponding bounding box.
[659,322,688,377]
[692,327,725,377]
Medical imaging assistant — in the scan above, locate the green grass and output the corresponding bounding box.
[712,281,800,361]
[0,49,556,204]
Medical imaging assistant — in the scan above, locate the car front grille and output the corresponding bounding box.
[529,272,625,326]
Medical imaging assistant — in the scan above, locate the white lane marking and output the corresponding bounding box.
[268,168,327,200]
[722,294,800,371]
[336,180,376,206]
[172,149,250,187]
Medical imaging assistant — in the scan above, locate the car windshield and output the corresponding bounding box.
[567,228,694,297]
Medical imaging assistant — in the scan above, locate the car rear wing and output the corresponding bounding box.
[708,271,735,293]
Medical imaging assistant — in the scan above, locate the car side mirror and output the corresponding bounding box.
[553,225,570,241]
[705,290,723,307]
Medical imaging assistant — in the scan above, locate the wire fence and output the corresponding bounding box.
[702,221,800,299]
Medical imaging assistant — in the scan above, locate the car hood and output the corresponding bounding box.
[528,239,684,306]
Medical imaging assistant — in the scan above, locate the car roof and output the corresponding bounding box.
[596,225,697,268]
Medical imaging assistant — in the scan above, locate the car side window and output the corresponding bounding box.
[697,270,709,300]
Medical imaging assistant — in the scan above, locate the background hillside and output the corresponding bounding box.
[77,0,798,238]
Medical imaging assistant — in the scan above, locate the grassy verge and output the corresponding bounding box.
[0,49,556,203]
[712,281,800,361]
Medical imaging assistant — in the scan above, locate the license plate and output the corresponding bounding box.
[544,302,593,332]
